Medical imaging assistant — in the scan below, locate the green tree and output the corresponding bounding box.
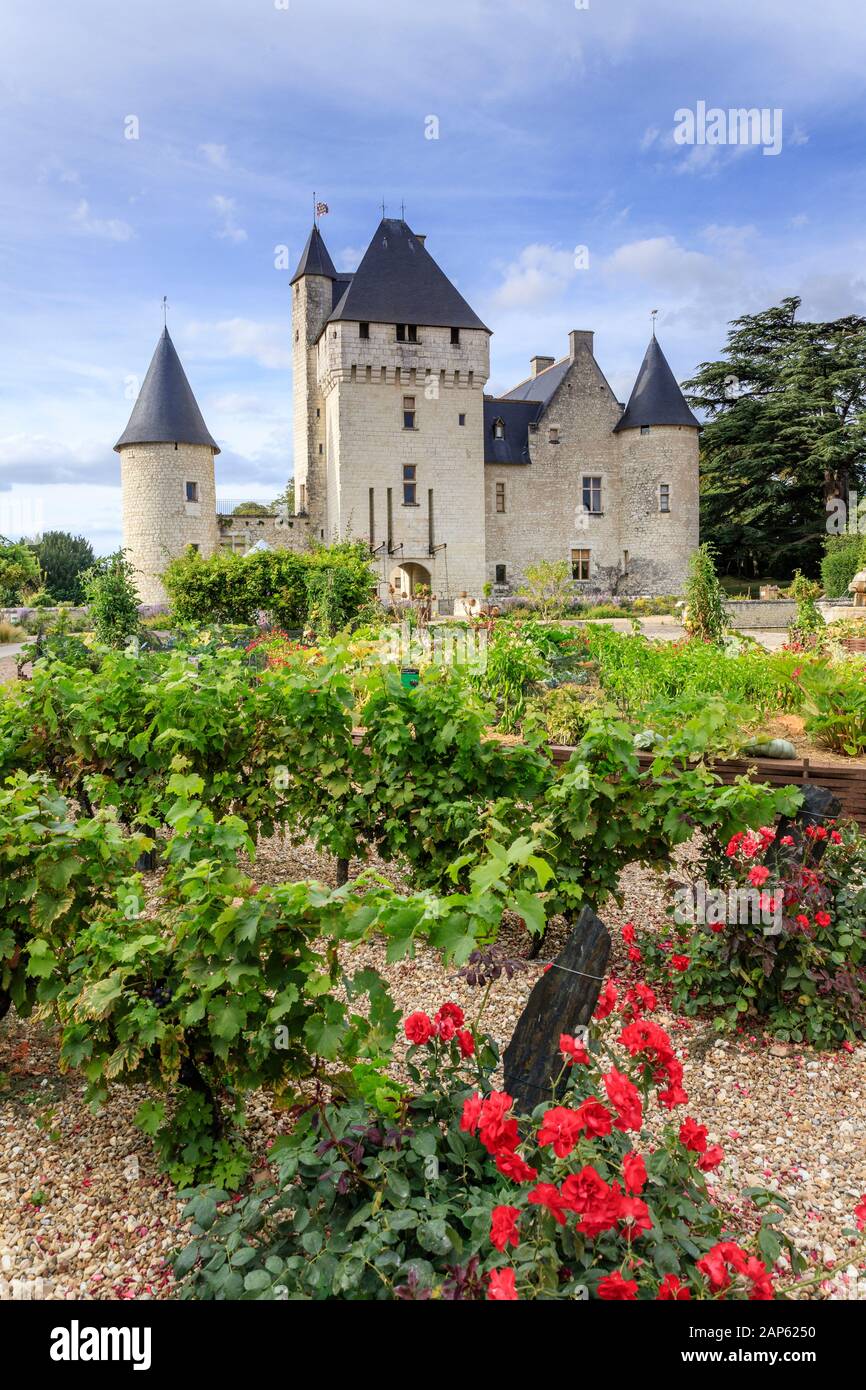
[82,550,141,647]
[684,298,866,579]
[30,531,95,603]
[517,559,574,619]
[232,501,271,516]
[822,533,866,598]
[0,538,41,606]
[271,479,295,514]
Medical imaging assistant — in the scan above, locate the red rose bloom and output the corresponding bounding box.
[560,1165,608,1214]
[573,1097,614,1138]
[538,1106,584,1158]
[622,1150,648,1194]
[598,1271,638,1300]
[679,1116,708,1153]
[671,955,690,972]
[404,1011,435,1045]
[490,1205,521,1252]
[622,921,636,944]
[457,1029,475,1058]
[528,1182,569,1226]
[604,1067,643,1132]
[815,911,831,928]
[594,982,618,1020]
[855,1197,866,1231]
[657,1274,691,1300]
[436,1002,464,1027]
[460,1093,483,1134]
[495,1151,538,1184]
[698,1144,725,1173]
[487,1267,518,1301]
[560,1033,589,1065]
[618,1194,652,1237]
[748,865,770,887]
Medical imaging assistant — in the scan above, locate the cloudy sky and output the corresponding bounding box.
[1,0,864,552]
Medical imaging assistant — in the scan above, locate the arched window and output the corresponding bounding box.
[493,418,505,440]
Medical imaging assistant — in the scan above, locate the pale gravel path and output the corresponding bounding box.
[1,834,864,1300]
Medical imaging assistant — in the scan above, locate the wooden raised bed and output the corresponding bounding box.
[548,746,866,828]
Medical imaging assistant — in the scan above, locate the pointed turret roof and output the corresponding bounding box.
[290,225,338,284]
[328,218,489,332]
[613,336,698,432]
[114,328,219,453]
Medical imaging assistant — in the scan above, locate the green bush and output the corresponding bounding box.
[82,551,141,647]
[821,533,865,598]
[163,542,376,634]
[30,531,95,603]
[682,544,727,644]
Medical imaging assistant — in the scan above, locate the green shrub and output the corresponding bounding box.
[682,544,727,644]
[82,551,141,647]
[163,541,376,634]
[821,533,865,599]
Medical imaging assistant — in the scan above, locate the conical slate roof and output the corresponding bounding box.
[290,225,337,284]
[613,336,698,432]
[328,218,489,332]
[114,329,219,453]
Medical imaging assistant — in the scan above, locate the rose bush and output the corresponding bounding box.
[636,821,866,1048]
[172,987,811,1301]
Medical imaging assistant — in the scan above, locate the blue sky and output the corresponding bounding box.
[1,0,864,552]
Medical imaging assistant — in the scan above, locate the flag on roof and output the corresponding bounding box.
[316,202,329,216]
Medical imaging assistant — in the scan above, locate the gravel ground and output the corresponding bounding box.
[1,833,864,1300]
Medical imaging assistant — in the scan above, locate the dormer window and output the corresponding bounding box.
[493,418,505,440]
[640,425,650,436]
[396,324,418,343]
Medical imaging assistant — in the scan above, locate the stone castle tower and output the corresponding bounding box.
[115,328,220,605]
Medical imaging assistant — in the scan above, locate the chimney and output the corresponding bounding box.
[569,330,594,357]
[531,355,555,377]
[415,233,427,246]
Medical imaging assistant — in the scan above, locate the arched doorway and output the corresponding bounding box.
[390,562,431,598]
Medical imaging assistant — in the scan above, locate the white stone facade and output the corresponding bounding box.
[120,442,218,605]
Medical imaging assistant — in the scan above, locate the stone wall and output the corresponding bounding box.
[217,513,313,553]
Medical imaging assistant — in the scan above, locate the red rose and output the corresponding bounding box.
[855,1197,866,1231]
[560,1165,608,1214]
[698,1144,725,1172]
[679,1116,708,1153]
[487,1267,518,1301]
[404,1011,435,1045]
[622,922,636,944]
[495,1151,538,1184]
[560,1033,589,1065]
[815,911,831,928]
[604,1067,643,1132]
[436,1002,464,1027]
[528,1183,569,1226]
[598,1271,638,1300]
[622,1150,648,1195]
[573,1097,614,1138]
[460,1093,483,1134]
[657,1274,691,1300]
[671,955,690,972]
[627,946,642,965]
[618,1194,652,1237]
[456,1028,475,1058]
[538,1106,584,1158]
[593,981,618,1020]
[748,865,770,887]
[490,1204,521,1252]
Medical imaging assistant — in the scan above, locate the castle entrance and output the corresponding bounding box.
[390,562,432,598]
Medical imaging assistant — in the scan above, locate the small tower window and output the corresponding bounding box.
[571,548,591,581]
[403,396,416,430]
[495,481,506,513]
[640,425,650,436]
[493,418,505,440]
[495,564,506,584]
[659,483,671,512]
[549,426,560,444]
[185,481,199,502]
[359,322,370,339]
[403,464,417,505]
[451,327,460,345]
[459,413,466,426]
[299,484,307,511]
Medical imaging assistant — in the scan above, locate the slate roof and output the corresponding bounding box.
[613,336,699,432]
[483,398,544,465]
[331,274,353,311]
[327,218,489,332]
[115,329,219,453]
[290,225,338,284]
[501,356,571,407]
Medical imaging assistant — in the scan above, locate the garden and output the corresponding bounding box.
[1,543,866,1304]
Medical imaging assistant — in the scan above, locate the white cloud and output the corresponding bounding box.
[337,245,365,271]
[492,244,578,310]
[200,142,229,168]
[70,199,134,242]
[211,194,247,243]
[185,318,290,369]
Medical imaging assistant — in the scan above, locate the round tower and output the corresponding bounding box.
[115,328,220,606]
[613,335,700,595]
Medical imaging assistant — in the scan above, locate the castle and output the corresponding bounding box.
[117,216,700,607]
